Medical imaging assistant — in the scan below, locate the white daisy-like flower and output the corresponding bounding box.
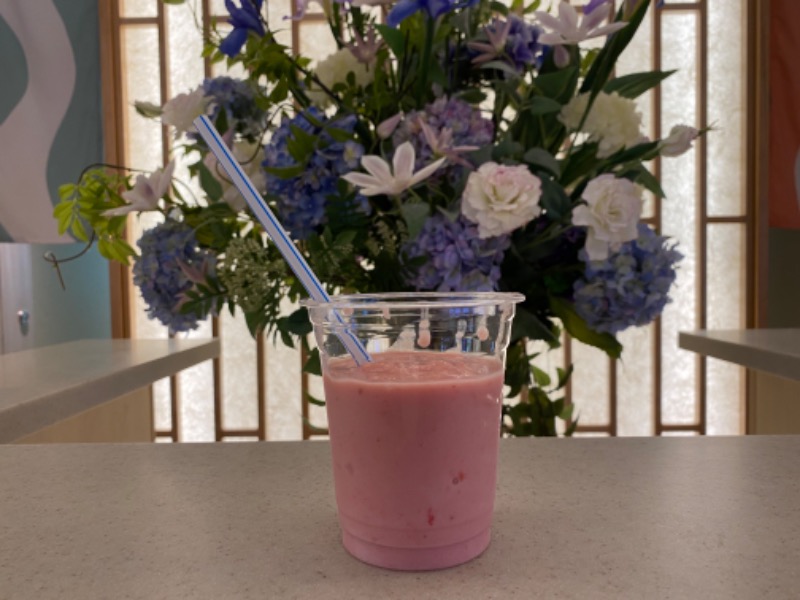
[104,161,175,217]
[535,1,627,67]
[341,142,445,197]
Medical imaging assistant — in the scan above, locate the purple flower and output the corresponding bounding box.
[403,213,510,292]
[584,0,610,15]
[387,0,478,28]
[392,96,493,181]
[220,0,265,57]
[572,223,682,334]
[133,220,216,333]
[470,16,545,72]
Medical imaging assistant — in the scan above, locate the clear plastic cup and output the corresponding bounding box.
[303,292,524,571]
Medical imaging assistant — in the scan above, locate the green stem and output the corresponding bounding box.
[416,17,436,105]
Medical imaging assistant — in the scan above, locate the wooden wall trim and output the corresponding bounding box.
[98,0,132,339]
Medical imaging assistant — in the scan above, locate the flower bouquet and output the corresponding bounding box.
[54,0,697,436]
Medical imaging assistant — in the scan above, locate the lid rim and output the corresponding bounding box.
[300,291,526,310]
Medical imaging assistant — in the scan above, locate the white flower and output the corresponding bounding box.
[161,88,210,134]
[535,1,627,67]
[308,48,375,108]
[660,125,700,157]
[377,112,404,140]
[203,141,266,212]
[104,161,176,217]
[341,141,445,196]
[572,173,643,261]
[559,91,644,158]
[461,162,542,238]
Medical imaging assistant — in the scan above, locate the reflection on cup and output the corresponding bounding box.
[304,292,524,571]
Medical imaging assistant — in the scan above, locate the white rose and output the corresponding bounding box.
[572,173,643,261]
[161,87,210,134]
[461,162,542,238]
[660,124,700,157]
[559,92,644,158]
[308,48,375,108]
[204,141,266,212]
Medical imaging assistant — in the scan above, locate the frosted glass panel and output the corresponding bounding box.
[121,26,163,172]
[167,3,205,98]
[120,0,157,18]
[707,224,744,330]
[153,378,171,432]
[266,299,304,440]
[210,0,228,14]
[267,0,293,47]
[299,22,336,61]
[617,324,654,436]
[221,312,258,430]
[707,0,746,217]
[706,358,743,435]
[570,341,609,426]
[706,225,744,435]
[179,357,215,441]
[660,12,698,426]
[616,2,654,140]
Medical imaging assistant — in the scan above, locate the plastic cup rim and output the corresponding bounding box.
[300,291,525,311]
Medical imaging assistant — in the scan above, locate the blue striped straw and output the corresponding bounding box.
[193,115,371,366]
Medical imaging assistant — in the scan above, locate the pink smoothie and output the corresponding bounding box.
[323,351,504,570]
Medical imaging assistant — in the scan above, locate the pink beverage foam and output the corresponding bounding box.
[323,351,504,571]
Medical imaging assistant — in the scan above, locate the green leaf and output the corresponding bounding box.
[71,217,89,242]
[535,66,579,100]
[375,24,405,58]
[531,364,552,388]
[480,60,521,79]
[456,89,488,104]
[604,70,676,99]
[526,96,562,115]
[580,0,651,95]
[510,305,560,347]
[134,100,163,118]
[538,176,572,221]
[306,392,326,407]
[280,307,313,337]
[197,162,224,202]
[622,164,665,198]
[303,347,322,376]
[549,296,622,359]
[555,364,573,391]
[287,124,318,162]
[264,164,307,179]
[400,203,429,240]
[522,148,561,177]
[558,401,574,421]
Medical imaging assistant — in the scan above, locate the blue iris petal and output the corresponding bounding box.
[220,0,265,57]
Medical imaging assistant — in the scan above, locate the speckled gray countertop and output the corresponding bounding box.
[679,329,800,380]
[1,436,799,599]
[0,338,220,442]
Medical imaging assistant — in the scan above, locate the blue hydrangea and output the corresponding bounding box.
[403,213,510,291]
[262,108,366,240]
[133,220,215,333]
[504,16,545,71]
[573,224,682,335]
[392,96,493,181]
[200,76,266,140]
